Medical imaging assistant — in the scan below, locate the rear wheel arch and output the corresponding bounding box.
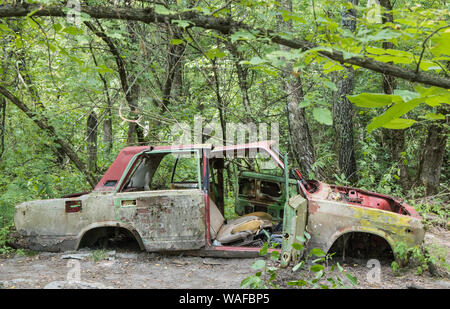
[75,221,145,250]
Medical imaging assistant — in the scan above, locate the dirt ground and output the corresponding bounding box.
[1,226,449,289]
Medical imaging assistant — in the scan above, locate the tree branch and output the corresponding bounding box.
[0,4,449,88]
[0,85,97,187]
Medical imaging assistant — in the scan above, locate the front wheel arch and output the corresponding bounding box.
[326,228,395,260]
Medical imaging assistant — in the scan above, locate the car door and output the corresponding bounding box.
[280,156,308,267]
[112,148,206,252]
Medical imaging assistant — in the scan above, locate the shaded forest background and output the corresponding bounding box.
[0,0,448,228]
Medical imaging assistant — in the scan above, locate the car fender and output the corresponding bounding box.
[74,221,145,250]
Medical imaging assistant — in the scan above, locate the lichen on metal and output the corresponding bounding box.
[13,141,424,261]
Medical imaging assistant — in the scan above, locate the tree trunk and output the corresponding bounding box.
[84,20,144,146]
[89,42,113,155]
[162,25,185,109]
[418,105,448,195]
[278,0,319,178]
[379,0,410,190]
[333,0,358,183]
[226,41,252,117]
[0,97,5,160]
[87,111,98,173]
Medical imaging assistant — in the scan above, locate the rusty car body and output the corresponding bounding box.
[14,141,424,265]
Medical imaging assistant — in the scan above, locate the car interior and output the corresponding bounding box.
[120,150,283,247]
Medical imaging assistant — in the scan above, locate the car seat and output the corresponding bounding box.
[208,199,272,245]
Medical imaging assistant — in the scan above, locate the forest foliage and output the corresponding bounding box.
[0,0,448,229]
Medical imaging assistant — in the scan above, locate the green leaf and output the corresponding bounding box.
[324,81,337,91]
[372,54,413,64]
[322,60,344,73]
[0,23,12,33]
[347,93,402,108]
[310,264,325,273]
[310,248,325,257]
[366,29,401,42]
[430,31,450,57]
[414,86,450,106]
[170,39,183,45]
[171,20,192,28]
[367,98,422,132]
[248,57,267,65]
[96,64,114,74]
[381,118,417,129]
[313,108,332,125]
[292,261,304,272]
[241,275,264,288]
[287,279,307,286]
[292,243,304,251]
[280,10,306,23]
[298,99,313,108]
[154,5,172,15]
[14,37,23,49]
[63,26,80,36]
[259,242,268,256]
[251,260,266,270]
[421,113,446,120]
[205,48,226,59]
[27,9,41,18]
[270,250,280,260]
[230,30,256,43]
[394,90,420,102]
[346,273,358,286]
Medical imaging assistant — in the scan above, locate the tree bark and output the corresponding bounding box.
[87,111,98,173]
[0,97,5,160]
[226,41,252,117]
[0,4,448,88]
[89,42,113,155]
[280,0,321,179]
[418,105,448,196]
[162,25,185,109]
[333,0,358,183]
[379,0,410,190]
[285,78,319,178]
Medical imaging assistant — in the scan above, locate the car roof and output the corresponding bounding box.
[94,140,280,192]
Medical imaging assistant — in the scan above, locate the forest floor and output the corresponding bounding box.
[0,226,449,289]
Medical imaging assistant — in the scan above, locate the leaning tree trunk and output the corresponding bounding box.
[285,77,319,178]
[333,0,358,183]
[0,86,97,187]
[280,0,321,179]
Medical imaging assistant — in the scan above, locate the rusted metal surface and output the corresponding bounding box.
[14,141,425,261]
[114,190,206,251]
[302,182,424,256]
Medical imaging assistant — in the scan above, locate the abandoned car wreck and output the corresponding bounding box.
[13,141,424,265]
